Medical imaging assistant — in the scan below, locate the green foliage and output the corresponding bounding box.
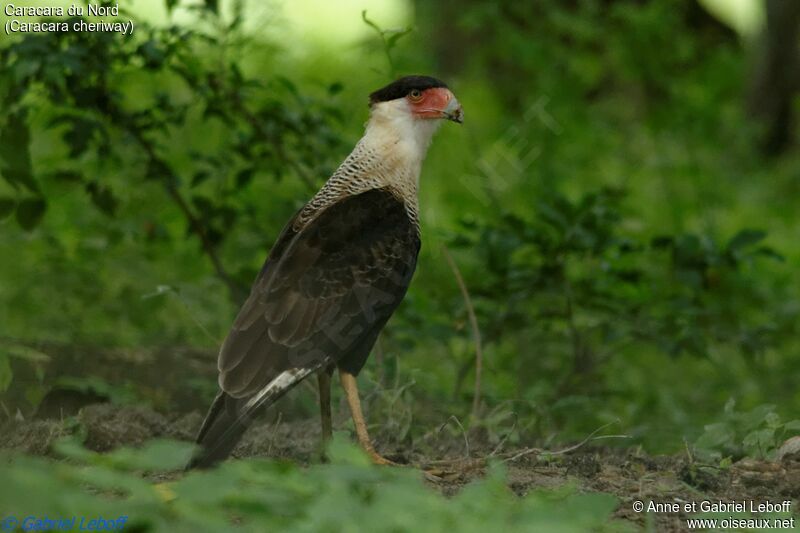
[361,10,413,78]
[695,400,800,461]
[0,436,627,532]
[444,187,787,416]
[0,1,346,298]
[0,341,49,394]
[54,375,140,405]
[1,0,799,466]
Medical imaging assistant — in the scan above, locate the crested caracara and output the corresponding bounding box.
[188,75,463,469]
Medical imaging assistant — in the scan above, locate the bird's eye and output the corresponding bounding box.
[409,89,422,101]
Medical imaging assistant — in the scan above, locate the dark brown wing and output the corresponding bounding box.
[218,187,420,399]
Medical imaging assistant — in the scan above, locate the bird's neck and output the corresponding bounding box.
[297,103,439,230]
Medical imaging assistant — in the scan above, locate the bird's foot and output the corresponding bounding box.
[363,450,462,481]
[366,449,444,481]
[366,448,400,467]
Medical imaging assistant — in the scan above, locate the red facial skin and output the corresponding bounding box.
[407,87,455,119]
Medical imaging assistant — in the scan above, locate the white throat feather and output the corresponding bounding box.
[295,99,441,230]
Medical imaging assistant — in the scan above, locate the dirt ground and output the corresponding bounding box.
[2,403,799,532]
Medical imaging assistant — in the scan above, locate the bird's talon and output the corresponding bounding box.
[368,451,400,466]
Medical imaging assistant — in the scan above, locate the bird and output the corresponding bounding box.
[187,75,463,469]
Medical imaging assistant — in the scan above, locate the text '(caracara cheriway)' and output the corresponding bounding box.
[187,76,463,469]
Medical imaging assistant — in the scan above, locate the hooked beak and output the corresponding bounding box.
[444,96,464,124]
[410,87,464,123]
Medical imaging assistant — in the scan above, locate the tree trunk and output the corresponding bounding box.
[748,0,800,155]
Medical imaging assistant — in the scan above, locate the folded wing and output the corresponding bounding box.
[217,187,421,401]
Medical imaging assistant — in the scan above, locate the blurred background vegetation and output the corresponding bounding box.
[1,0,799,466]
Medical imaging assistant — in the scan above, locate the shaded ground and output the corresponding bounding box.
[2,403,799,532]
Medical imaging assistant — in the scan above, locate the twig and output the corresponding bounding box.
[503,419,630,463]
[683,437,694,464]
[437,415,470,459]
[488,413,518,457]
[387,417,632,475]
[441,246,483,417]
[267,411,283,456]
[361,11,412,78]
[172,288,222,345]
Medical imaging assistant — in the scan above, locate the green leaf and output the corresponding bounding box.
[650,235,674,249]
[53,437,98,463]
[62,117,98,158]
[204,0,218,13]
[191,195,214,217]
[326,432,371,466]
[191,170,211,187]
[0,196,15,219]
[86,182,118,216]
[727,229,766,252]
[2,343,51,363]
[137,40,166,69]
[754,246,784,262]
[782,420,800,432]
[695,422,733,450]
[765,411,782,429]
[15,197,46,230]
[146,159,170,181]
[49,170,83,182]
[105,439,196,471]
[558,492,620,527]
[235,167,254,188]
[0,111,37,192]
[386,27,413,50]
[55,376,138,405]
[743,428,775,456]
[740,404,775,428]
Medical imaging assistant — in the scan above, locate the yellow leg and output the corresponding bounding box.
[339,369,396,465]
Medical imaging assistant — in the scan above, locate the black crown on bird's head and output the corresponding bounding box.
[369,75,448,106]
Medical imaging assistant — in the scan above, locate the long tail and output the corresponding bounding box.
[185,366,320,470]
[186,391,250,470]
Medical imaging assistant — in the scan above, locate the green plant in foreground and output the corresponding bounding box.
[0,435,629,532]
[694,399,800,461]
